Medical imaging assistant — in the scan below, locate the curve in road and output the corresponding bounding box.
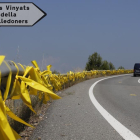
[89,74,140,140]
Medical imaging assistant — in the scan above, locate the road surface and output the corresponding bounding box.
[29,74,140,140]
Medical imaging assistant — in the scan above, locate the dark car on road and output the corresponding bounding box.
[133,63,140,77]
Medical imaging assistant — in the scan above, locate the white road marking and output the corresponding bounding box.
[89,74,140,140]
[138,79,140,83]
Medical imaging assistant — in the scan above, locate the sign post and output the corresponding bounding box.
[0,2,47,26]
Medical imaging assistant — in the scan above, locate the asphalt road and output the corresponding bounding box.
[29,74,140,140]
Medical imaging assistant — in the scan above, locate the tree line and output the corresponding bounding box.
[85,52,125,71]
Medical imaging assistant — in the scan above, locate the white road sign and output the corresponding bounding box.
[0,2,47,26]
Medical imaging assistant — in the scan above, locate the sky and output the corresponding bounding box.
[0,0,140,73]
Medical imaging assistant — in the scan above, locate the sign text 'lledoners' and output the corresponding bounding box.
[0,5,29,24]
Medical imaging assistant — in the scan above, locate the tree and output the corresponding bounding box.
[118,66,125,69]
[85,52,102,70]
[109,62,115,70]
[52,70,60,74]
[85,52,116,70]
[101,60,110,70]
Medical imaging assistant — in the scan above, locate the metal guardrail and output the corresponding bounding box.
[0,60,25,77]
[0,60,25,97]
[0,60,132,96]
[0,60,130,78]
[50,69,131,77]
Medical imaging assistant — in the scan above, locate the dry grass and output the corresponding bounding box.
[5,95,44,133]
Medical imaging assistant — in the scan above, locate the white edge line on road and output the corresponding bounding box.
[138,79,140,83]
[89,74,140,140]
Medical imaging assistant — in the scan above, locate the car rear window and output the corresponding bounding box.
[134,64,140,69]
